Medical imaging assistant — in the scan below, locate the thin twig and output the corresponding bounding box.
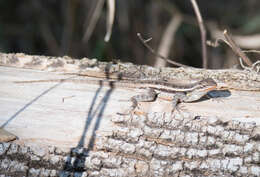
[223,30,253,67]
[239,58,260,73]
[104,0,115,42]
[208,21,260,49]
[137,33,191,68]
[243,50,260,54]
[190,0,208,68]
[239,58,249,70]
[155,13,182,67]
[207,38,231,49]
[83,0,105,42]
[253,60,260,72]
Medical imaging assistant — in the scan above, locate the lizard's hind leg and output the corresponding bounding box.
[130,88,157,111]
[117,88,157,115]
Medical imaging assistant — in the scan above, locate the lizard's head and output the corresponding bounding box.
[197,78,217,91]
[184,78,217,102]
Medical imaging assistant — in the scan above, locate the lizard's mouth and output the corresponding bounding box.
[205,85,217,92]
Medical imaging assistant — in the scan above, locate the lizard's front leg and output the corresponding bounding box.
[172,88,213,112]
[157,92,186,113]
[171,92,186,112]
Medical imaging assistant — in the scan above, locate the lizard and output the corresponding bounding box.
[14,78,217,114]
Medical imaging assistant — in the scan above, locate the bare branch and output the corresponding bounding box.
[243,50,260,54]
[83,0,105,43]
[208,22,260,49]
[137,33,191,68]
[104,0,115,42]
[239,58,260,73]
[207,38,232,49]
[223,30,253,67]
[190,0,208,68]
[155,14,182,67]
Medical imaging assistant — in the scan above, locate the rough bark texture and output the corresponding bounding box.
[0,113,260,176]
[0,52,259,91]
[0,53,260,176]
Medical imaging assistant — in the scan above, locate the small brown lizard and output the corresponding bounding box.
[14,78,217,113]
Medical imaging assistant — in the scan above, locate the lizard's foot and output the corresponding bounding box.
[117,110,130,116]
[116,108,134,116]
[117,110,145,116]
[117,104,146,116]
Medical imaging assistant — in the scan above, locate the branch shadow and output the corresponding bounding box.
[3,64,120,175]
[1,76,77,128]
[62,64,118,174]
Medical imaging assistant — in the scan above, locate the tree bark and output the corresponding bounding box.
[0,53,259,176]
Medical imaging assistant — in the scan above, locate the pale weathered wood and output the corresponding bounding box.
[0,53,260,176]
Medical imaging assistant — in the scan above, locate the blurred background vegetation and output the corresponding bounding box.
[0,0,260,68]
